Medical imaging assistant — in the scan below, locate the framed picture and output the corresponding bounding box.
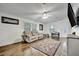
[39,24,43,30]
[1,16,19,25]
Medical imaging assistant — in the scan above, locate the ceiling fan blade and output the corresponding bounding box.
[25,14,42,18]
[25,12,40,15]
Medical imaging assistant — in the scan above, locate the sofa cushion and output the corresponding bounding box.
[25,32,33,36]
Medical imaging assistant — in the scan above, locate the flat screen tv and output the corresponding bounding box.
[77,16,79,25]
[68,3,76,27]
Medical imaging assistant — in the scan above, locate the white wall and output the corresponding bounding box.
[43,18,71,37]
[43,4,72,37]
[23,18,44,33]
[0,12,24,46]
[0,12,43,46]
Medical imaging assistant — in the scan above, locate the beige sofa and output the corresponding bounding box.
[33,32,43,40]
[22,31,43,43]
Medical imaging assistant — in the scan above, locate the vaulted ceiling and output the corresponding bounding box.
[0,3,68,24]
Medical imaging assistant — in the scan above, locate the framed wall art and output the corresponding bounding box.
[39,24,43,30]
[1,16,19,25]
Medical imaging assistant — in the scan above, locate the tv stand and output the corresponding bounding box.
[51,32,60,40]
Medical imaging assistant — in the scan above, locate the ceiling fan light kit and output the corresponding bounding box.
[42,11,48,19]
[42,15,48,19]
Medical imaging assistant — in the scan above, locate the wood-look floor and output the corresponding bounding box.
[0,38,48,56]
[0,38,67,56]
[0,42,30,56]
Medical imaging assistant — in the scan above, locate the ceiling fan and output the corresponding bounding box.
[25,3,56,19]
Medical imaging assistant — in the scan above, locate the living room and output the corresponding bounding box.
[0,3,79,56]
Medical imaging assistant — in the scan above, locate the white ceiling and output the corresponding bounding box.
[0,3,68,24]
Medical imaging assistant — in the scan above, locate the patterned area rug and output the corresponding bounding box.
[31,38,60,56]
[24,47,47,56]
